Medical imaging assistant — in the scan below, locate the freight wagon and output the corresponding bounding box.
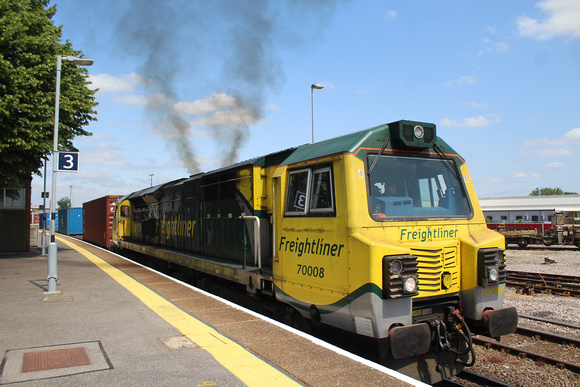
[57,207,83,235]
[82,195,123,249]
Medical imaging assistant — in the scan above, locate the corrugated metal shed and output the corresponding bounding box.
[480,195,580,212]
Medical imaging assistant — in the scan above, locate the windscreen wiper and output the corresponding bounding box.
[368,139,389,175]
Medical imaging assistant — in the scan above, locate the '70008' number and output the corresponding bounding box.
[297,264,325,278]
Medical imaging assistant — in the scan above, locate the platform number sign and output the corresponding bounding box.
[57,151,79,172]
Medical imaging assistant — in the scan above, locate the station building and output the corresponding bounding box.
[0,176,32,252]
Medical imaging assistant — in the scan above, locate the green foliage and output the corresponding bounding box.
[57,196,70,209]
[529,187,578,196]
[0,0,98,186]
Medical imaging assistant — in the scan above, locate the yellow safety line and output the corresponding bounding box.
[58,237,300,386]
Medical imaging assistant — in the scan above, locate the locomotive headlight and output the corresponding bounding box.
[413,125,424,139]
[403,276,418,294]
[390,259,403,274]
[383,255,418,298]
[488,266,499,282]
[478,248,505,287]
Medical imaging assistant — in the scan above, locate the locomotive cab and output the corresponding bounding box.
[273,120,517,383]
[112,196,133,249]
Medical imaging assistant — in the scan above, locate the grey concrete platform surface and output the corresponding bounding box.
[0,235,425,386]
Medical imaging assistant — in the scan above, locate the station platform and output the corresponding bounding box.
[0,234,426,386]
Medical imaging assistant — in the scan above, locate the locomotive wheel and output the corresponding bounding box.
[284,306,308,332]
[542,237,555,246]
[517,239,529,249]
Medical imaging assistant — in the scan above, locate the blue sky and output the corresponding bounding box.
[33,0,580,207]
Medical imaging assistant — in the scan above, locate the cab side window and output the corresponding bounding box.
[285,166,335,217]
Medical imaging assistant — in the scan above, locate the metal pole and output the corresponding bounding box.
[47,55,62,294]
[41,158,47,256]
[311,87,315,144]
[310,84,323,144]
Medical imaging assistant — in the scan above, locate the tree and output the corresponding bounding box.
[57,196,70,209]
[529,187,578,196]
[0,0,98,186]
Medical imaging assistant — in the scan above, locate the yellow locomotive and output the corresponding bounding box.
[112,120,517,383]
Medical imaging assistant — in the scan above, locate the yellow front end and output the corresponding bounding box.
[112,198,133,246]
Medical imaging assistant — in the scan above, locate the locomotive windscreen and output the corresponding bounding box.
[367,155,472,220]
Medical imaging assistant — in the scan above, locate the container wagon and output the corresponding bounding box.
[57,207,83,235]
[82,195,123,249]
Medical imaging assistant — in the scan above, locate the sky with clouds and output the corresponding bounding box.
[34,0,580,207]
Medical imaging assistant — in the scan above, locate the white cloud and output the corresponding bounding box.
[465,101,489,108]
[356,84,376,95]
[80,143,126,167]
[113,93,171,106]
[172,93,240,115]
[439,115,500,127]
[517,0,580,40]
[563,127,580,142]
[481,37,508,53]
[523,127,580,152]
[265,104,283,112]
[383,10,397,20]
[512,171,528,178]
[546,161,565,168]
[537,148,574,157]
[172,93,260,129]
[459,75,479,85]
[88,73,148,93]
[189,108,259,128]
[520,147,574,157]
[446,75,479,87]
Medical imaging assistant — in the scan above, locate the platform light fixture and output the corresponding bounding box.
[311,83,324,143]
[47,55,93,295]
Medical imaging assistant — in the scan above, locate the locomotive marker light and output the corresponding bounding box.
[311,83,324,143]
[47,55,93,295]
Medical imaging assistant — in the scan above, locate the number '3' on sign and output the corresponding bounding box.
[57,151,79,172]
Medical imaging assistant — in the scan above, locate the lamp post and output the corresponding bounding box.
[69,185,73,207]
[311,84,324,143]
[150,174,154,187]
[47,55,93,294]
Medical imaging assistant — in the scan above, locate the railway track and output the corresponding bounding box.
[473,326,580,374]
[507,270,580,297]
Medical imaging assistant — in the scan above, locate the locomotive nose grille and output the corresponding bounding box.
[408,243,460,295]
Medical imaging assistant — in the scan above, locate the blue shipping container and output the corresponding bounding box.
[57,207,83,235]
[39,212,58,230]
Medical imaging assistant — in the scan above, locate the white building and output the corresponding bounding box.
[479,195,580,223]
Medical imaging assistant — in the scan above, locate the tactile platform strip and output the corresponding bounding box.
[0,341,113,384]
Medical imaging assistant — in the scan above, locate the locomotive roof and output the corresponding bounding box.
[280,124,390,166]
[279,120,453,167]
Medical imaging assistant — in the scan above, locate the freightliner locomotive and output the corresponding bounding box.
[108,120,517,383]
